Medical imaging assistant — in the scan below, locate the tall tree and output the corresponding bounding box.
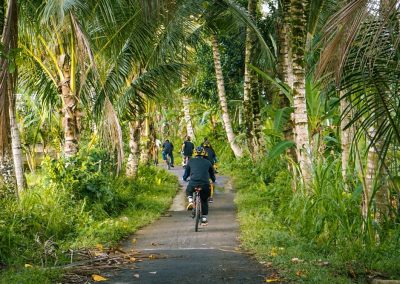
[0,0,22,195]
[290,0,312,182]
[211,34,243,158]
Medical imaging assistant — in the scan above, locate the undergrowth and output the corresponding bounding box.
[226,157,400,283]
[0,146,178,283]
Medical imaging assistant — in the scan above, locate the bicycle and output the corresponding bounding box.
[192,185,202,232]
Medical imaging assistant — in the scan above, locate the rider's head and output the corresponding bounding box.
[186,136,191,141]
[203,141,210,148]
[194,146,206,157]
[165,139,169,143]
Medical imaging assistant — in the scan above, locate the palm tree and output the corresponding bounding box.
[0,0,23,195]
[318,1,400,224]
[211,34,243,158]
[290,0,312,182]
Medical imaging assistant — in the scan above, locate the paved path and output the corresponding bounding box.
[106,166,269,283]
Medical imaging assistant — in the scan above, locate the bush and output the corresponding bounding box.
[0,146,178,271]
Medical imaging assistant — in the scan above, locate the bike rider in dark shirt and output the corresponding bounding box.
[181,136,195,168]
[183,146,216,224]
[162,139,174,167]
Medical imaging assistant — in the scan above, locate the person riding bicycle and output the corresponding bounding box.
[181,136,194,168]
[182,146,216,225]
[162,139,174,167]
[203,141,217,202]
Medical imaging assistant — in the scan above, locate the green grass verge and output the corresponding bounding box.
[0,165,178,284]
[227,159,400,283]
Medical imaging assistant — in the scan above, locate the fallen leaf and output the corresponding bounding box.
[92,274,108,281]
[95,244,104,251]
[265,277,281,282]
[133,274,140,278]
[129,257,136,262]
[149,254,156,259]
[24,264,33,268]
[131,239,137,244]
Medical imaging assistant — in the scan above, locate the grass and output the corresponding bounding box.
[0,163,178,284]
[226,158,400,283]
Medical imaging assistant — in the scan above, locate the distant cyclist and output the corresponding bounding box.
[162,139,174,167]
[183,146,216,225]
[181,136,194,168]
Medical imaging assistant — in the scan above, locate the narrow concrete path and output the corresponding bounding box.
[106,165,268,283]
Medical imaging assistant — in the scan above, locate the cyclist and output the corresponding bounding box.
[203,141,217,202]
[162,139,174,167]
[182,146,216,225]
[181,136,194,168]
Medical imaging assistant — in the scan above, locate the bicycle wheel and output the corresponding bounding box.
[194,194,201,232]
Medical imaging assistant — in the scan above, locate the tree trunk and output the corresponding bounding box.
[182,95,195,139]
[211,34,243,158]
[252,76,265,157]
[0,0,18,196]
[243,0,257,156]
[290,0,312,182]
[58,54,79,157]
[277,0,296,161]
[126,120,142,178]
[140,110,150,165]
[9,80,26,192]
[340,96,353,184]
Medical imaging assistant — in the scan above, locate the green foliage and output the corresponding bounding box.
[0,267,61,284]
[0,149,178,280]
[228,157,400,282]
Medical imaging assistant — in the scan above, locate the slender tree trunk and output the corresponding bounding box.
[9,80,26,192]
[252,76,265,156]
[277,0,296,161]
[211,34,243,158]
[182,95,195,139]
[140,115,150,165]
[290,0,312,182]
[243,0,257,156]
[340,96,353,184]
[126,120,142,178]
[58,54,79,157]
[0,0,18,196]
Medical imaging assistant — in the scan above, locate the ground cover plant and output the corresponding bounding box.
[0,146,178,283]
[227,158,400,283]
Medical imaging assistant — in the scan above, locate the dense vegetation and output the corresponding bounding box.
[1,0,400,282]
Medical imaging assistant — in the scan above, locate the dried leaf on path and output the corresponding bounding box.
[92,274,108,281]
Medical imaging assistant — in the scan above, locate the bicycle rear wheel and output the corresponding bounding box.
[194,194,201,232]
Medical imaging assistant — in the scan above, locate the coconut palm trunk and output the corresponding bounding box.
[252,77,264,155]
[0,0,19,195]
[290,0,312,182]
[243,0,257,156]
[126,120,142,178]
[277,0,296,161]
[9,82,26,192]
[340,95,353,183]
[182,95,195,139]
[58,54,79,157]
[211,34,243,158]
